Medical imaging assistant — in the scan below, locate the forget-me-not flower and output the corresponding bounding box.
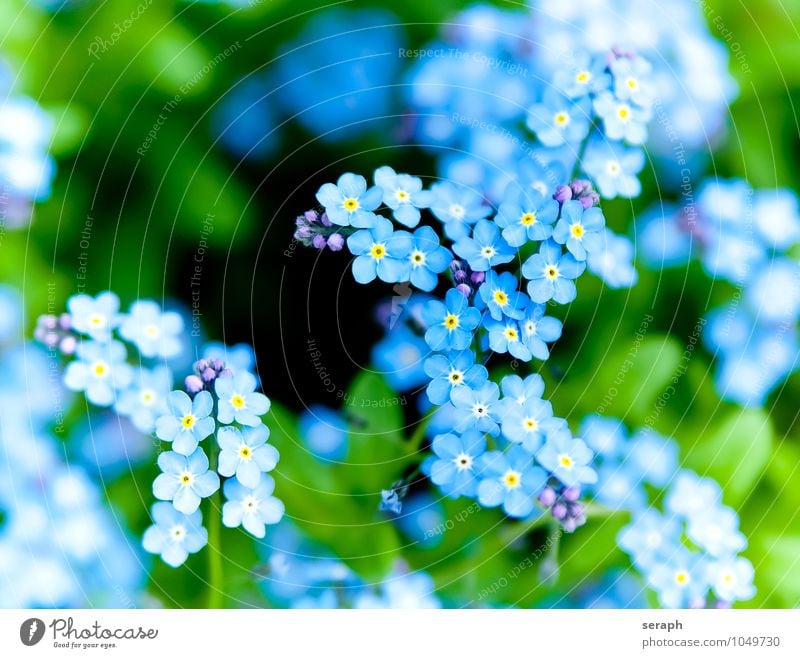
[452,219,516,272]
[153,448,220,514]
[536,428,597,487]
[217,424,279,489]
[142,502,207,567]
[222,476,285,538]
[373,166,433,228]
[119,300,184,359]
[215,370,271,426]
[476,446,547,518]
[346,217,413,284]
[67,291,121,342]
[155,390,215,455]
[522,239,586,304]
[429,431,487,499]
[316,172,383,227]
[423,350,488,405]
[63,340,132,406]
[422,288,481,351]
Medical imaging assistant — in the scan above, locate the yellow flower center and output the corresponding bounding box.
[617,104,631,121]
[503,327,519,341]
[520,212,537,226]
[493,290,508,306]
[92,361,108,377]
[626,77,638,89]
[545,265,559,280]
[231,394,246,409]
[523,418,538,430]
[570,224,585,238]
[181,414,196,429]
[395,189,410,203]
[144,324,160,338]
[502,470,521,489]
[675,570,690,586]
[576,71,591,83]
[448,370,463,384]
[140,389,155,405]
[89,313,106,327]
[238,445,252,459]
[179,472,193,485]
[449,203,465,219]
[410,250,425,266]
[370,243,386,260]
[606,161,621,176]
[554,111,570,127]
[444,314,460,330]
[558,454,574,469]
[343,197,359,211]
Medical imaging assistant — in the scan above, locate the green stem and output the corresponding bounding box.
[407,412,433,453]
[206,446,224,608]
[570,125,595,180]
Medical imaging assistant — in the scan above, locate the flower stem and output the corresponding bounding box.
[206,447,224,608]
[407,411,433,454]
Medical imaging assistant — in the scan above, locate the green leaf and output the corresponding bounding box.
[682,408,774,506]
[754,535,800,608]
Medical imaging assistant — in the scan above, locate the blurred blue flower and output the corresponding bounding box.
[429,181,490,240]
[115,365,172,432]
[686,506,746,558]
[587,229,639,288]
[610,55,654,107]
[67,291,121,342]
[707,557,755,603]
[618,509,683,570]
[626,429,679,488]
[119,300,184,359]
[593,92,650,144]
[298,405,348,461]
[63,340,132,406]
[646,548,707,608]
[373,324,428,392]
[582,139,645,199]
[429,431,487,498]
[212,75,279,160]
[553,52,611,98]
[527,89,591,147]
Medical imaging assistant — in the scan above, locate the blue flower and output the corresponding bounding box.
[66,291,121,342]
[316,172,383,227]
[495,185,558,247]
[515,156,566,199]
[753,187,800,250]
[422,288,481,351]
[707,557,755,603]
[618,510,683,571]
[202,342,256,375]
[610,55,654,108]
[217,425,279,489]
[519,303,562,360]
[476,446,547,518]
[552,200,605,261]
[499,373,545,406]
[582,138,645,199]
[346,217,413,284]
[579,414,627,459]
[453,219,516,272]
[485,317,531,361]
[522,239,586,304]
[372,325,428,392]
[500,396,555,453]
[478,271,528,320]
[594,464,648,510]
[114,366,172,433]
[625,429,678,488]
[379,489,403,515]
[152,448,220,514]
[399,225,452,292]
[298,405,348,461]
[450,380,501,435]
[646,548,708,608]
[686,507,746,558]
[215,370,271,427]
[429,431,487,498]
[222,476,284,538]
[373,166,433,228]
[429,181,490,240]
[587,230,638,288]
[593,91,651,144]
[665,471,722,520]
[119,301,184,359]
[536,428,597,487]
[424,350,488,405]
[553,52,611,98]
[526,89,591,147]
[142,502,207,567]
[155,390,215,456]
[63,340,133,406]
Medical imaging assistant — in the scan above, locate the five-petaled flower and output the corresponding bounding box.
[222,477,285,538]
[217,424,279,489]
[153,448,220,514]
[142,502,208,567]
[422,288,481,351]
[215,370,271,426]
[155,390,215,455]
[316,172,383,227]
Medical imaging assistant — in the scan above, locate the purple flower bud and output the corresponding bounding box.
[449,259,463,274]
[185,374,204,394]
[715,600,731,610]
[562,486,581,502]
[552,503,567,520]
[579,193,599,209]
[320,212,332,227]
[553,184,573,203]
[453,269,468,283]
[304,209,319,223]
[327,233,345,251]
[201,367,216,383]
[562,517,577,533]
[211,359,225,371]
[570,179,591,196]
[470,271,485,286]
[39,315,58,330]
[455,283,472,298]
[689,598,706,610]
[58,313,72,330]
[42,332,58,348]
[538,486,557,507]
[295,226,313,240]
[194,359,208,372]
[219,368,233,378]
[60,335,77,355]
[312,234,327,250]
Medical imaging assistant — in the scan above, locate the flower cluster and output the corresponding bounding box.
[406,2,735,204]
[147,357,283,566]
[581,417,755,608]
[1,286,142,606]
[638,179,800,405]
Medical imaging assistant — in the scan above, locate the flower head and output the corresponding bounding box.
[452,219,516,272]
[536,428,597,487]
[119,300,184,359]
[423,350,488,406]
[495,185,558,246]
[63,339,132,406]
[315,172,382,227]
[593,91,651,144]
[583,138,645,199]
[476,446,547,518]
[155,390,215,455]
[485,317,531,361]
[215,370,271,427]
[429,431,487,498]
[115,366,172,432]
[152,448,220,514]
[450,380,501,435]
[222,476,284,538]
[422,288,481,351]
[552,201,606,261]
[478,271,528,321]
[522,239,586,304]
[66,291,121,342]
[346,217,413,284]
[429,181,490,240]
[217,425,279,488]
[527,89,591,147]
[500,396,555,453]
[374,166,433,227]
[398,225,452,292]
[142,502,207,567]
